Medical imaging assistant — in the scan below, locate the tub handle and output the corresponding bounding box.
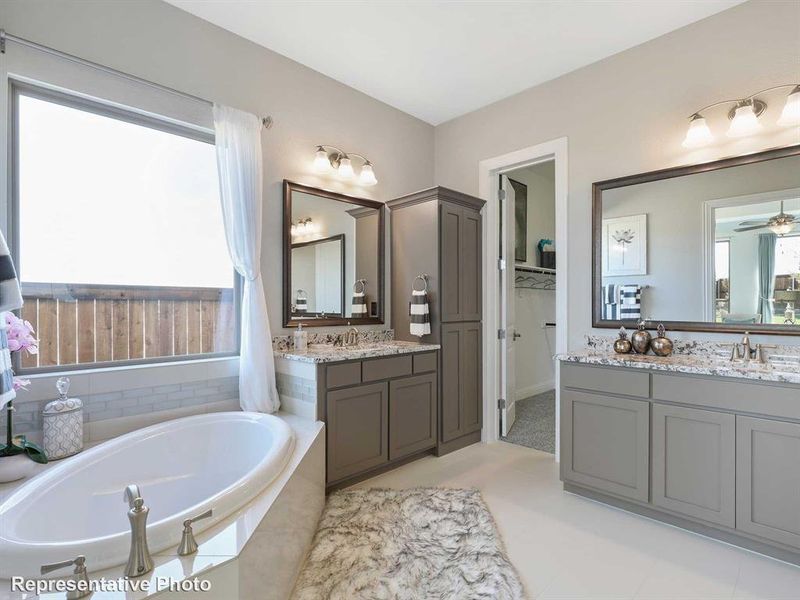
[41,555,91,599]
[178,508,213,556]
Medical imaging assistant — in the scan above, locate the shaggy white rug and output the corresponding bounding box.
[291,487,526,600]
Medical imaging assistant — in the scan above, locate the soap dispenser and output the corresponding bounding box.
[294,323,308,353]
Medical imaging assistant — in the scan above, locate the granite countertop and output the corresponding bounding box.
[557,350,800,385]
[275,340,441,364]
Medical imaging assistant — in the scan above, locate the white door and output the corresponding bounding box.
[500,175,517,436]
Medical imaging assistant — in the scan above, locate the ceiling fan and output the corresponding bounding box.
[734,201,797,235]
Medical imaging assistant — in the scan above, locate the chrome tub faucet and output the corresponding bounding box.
[123,484,154,578]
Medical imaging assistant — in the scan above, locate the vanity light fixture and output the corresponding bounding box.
[291,218,318,237]
[312,145,378,186]
[682,83,799,148]
[777,85,800,127]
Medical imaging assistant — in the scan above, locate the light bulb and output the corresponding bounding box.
[338,156,354,179]
[313,147,331,172]
[777,86,800,127]
[682,114,713,148]
[359,162,378,186]
[727,103,761,138]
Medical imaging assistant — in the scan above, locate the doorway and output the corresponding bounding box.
[499,164,557,452]
[478,138,568,460]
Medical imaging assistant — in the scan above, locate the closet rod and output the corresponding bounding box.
[0,29,274,129]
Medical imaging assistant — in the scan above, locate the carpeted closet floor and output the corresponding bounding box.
[501,390,555,453]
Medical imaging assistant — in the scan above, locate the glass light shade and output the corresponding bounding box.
[313,148,331,172]
[337,156,354,179]
[770,222,794,236]
[727,104,761,138]
[777,88,800,127]
[682,115,713,148]
[359,162,378,186]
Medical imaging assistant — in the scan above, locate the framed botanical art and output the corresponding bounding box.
[602,214,647,276]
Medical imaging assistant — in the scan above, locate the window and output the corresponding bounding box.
[14,84,238,371]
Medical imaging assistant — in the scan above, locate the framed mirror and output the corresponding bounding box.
[593,145,800,335]
[283,180,385,327]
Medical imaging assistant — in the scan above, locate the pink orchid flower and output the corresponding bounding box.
[5,312,39,356]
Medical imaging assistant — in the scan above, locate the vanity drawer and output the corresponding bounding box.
[363,355,413,382]
[562,363,650,398]
[652,373,800,420]
[413,352,437,374]
[326,362,362,389]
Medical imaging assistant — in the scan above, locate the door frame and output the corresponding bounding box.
[478,137,568,460]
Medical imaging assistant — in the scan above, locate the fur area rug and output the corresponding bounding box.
[291,487,526,600]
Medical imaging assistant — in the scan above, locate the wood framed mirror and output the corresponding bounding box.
[283,180,385,327]
[593,145,800,335]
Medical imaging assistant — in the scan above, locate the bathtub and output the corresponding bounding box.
[0,411,294,578]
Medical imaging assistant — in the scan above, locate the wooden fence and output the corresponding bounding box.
[19,283,236,369]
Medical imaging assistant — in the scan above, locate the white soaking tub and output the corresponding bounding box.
[0,411,294,578]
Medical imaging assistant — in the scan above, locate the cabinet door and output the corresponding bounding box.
[737,416,800,549]
[389,373,437,460]
[459,207,482,322]
[440,203,462,322]
[652,404,735,527]
[561,390,650,502]
[326,382,388,483]
[460,321,482,436]
[440,323,463,442]
[440,322,482,443]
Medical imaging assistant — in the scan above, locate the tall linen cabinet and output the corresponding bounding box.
[388,187,485,455]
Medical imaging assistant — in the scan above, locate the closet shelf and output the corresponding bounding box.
[514,264,556,290]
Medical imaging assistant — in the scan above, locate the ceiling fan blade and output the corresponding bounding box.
[737,220,768,226]
[734,225,769,232]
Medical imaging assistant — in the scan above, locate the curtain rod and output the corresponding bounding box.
[0,29,274,129]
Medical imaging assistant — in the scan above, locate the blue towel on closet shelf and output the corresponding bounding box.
[0,229,22,410]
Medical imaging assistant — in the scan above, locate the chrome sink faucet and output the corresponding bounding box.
[123,484,154,578]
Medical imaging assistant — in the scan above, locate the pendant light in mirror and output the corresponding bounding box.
[682,83,799,148]
[311,145,378,186]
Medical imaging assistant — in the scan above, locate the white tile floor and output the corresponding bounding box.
[350,441,800,600]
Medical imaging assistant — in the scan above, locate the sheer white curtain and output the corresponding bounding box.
[213,104,279,413]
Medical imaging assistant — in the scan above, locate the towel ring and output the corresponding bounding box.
[353,279,367,294]
[296,289,307,299]
[413,274,428,293]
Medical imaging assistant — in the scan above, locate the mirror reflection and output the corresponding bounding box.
[599,152,800,330]
[285,184,382,325]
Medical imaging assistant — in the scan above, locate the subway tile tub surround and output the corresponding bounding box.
[557,341,800,566]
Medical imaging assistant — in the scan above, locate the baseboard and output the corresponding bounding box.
[514,380,554,402]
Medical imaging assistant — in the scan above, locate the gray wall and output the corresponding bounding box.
[2,0,435,335]
[434,0,800,348]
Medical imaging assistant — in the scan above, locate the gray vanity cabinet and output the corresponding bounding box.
[561,361,800,564]
[736,416,800,548]
[326,382,389,483]
[322,351,440,488]
[389,373,437,460]
[652,404,735,527]
[440,321,482,443]
[389,187,485,455]
[561,389,650,502]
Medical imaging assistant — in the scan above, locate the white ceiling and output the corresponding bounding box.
[166,0,744,125]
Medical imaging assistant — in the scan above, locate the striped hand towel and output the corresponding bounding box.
[619,284,642,320]
[409,289,431,337]
[602,284,619,320]
[0,230,21,410]
[0,318,16,410]
[295,291,307,314]
[351,291,367,316]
